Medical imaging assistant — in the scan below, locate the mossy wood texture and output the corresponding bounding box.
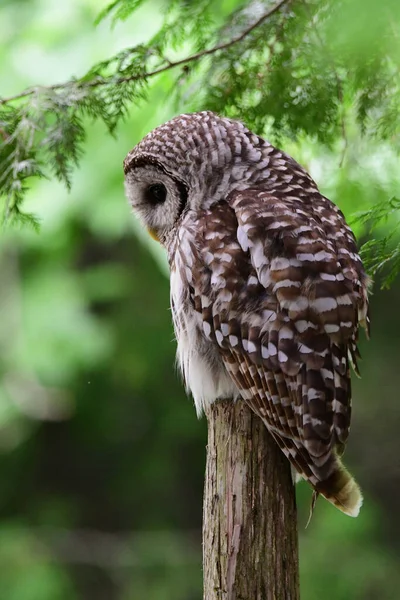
[203,400,299,600]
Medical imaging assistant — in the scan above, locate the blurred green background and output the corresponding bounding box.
[1,0,400,598]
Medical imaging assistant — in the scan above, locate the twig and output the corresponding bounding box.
[0,0,291,106]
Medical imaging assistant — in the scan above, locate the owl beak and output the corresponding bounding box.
[148,228,159,242]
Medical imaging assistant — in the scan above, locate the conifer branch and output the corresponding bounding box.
[0,0,291,107]
[2,0,400,293]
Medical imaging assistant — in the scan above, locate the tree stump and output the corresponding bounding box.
[203,399,299,600]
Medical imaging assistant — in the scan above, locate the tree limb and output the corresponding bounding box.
[0,0,291,106]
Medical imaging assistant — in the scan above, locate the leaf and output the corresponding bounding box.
[95,0,148,27]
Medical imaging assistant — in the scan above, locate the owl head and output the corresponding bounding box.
[123,111,267,242]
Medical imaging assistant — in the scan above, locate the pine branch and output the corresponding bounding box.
[0,0,295,227]
[2,0,400,245]
[353,197,400,288]
[0,0,291,108]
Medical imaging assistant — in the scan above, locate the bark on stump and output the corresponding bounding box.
[203,399,299,600]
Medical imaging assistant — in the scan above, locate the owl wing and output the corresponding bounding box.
[195,189,369,505]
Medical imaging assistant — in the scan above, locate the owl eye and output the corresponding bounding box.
[145,183,167,205]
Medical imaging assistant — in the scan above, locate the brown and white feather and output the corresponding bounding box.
[124,111,370,517]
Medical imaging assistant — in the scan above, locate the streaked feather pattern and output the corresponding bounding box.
[124,111,370,516]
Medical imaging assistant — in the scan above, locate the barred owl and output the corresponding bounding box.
[124,111,369,517]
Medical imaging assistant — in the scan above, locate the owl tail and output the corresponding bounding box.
[315,457,363,517]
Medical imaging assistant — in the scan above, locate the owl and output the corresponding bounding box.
[124,111,370,517]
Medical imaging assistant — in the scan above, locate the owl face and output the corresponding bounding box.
[123,111,268,242]
[124,160,189,241]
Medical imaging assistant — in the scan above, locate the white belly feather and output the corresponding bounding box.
[170,266,238,417]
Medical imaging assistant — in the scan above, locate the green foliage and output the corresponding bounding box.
[300,503,400,600]
[0,524,75,600]
[1,0,400,281]
[354,197,400,288]
[0,60,148,225]
[95,0,149,25]
[0,106,43,229]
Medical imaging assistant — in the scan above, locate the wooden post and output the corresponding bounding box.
[203,399,299,600]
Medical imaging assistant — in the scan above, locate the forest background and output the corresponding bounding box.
[0,0,399,598]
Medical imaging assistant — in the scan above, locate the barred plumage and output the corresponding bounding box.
[124,111,370,516]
